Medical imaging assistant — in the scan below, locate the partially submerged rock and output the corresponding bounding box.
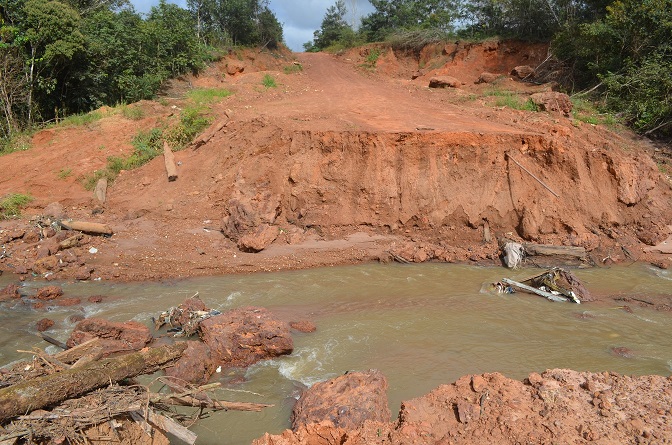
[67,318,152,356]
[199,306,293,368]
[164,341,217,385]
[291,369,391,430]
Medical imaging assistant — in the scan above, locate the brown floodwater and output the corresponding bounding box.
[1,263,671,444]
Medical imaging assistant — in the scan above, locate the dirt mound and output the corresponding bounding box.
[254,368,672,445]
[1,42,671,283]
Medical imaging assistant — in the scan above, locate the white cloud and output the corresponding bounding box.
[128,0,375,51]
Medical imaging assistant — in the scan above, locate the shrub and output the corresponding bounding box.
[262,74,277,88]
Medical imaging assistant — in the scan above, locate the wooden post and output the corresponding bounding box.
[164,141,178,182]
[59,220,113,236]
[94,178,108,204]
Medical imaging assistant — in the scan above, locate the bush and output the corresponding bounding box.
[262,74,277,88]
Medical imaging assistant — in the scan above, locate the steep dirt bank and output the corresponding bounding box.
[1,41,671,286]
[254,368,672,445]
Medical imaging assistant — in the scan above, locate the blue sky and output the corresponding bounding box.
[130,0,375,52]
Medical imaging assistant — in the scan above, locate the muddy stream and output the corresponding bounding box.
[1,264,671,444]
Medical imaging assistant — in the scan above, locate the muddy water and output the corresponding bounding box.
[1,264,671,444]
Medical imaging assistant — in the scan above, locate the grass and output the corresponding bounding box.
[57,111,103,127]
[0,134,31,156]
[262,74,277,88]
[283,64,303,74]
[0,193,33,219]
[120,105,145,120]
[186,88,232,105]
[571,96,620,127]
[486,89,538,111]
[57,168,72,180]
[361,48,382,70]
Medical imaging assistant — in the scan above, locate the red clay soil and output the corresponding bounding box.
[1,40,671,286]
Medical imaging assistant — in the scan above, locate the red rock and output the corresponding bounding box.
[67,318,152,356]
[67,314,85,324]
[35,285,63,300]
[75,266,93,281]
[164,341,216,385]
[511,65,535,79]
[53,297,82,307]
[22,230,40,243]
[172,295,208,327]
[0,284,21,301]
[225,60,245,76]
[429,76,462,88]
[475,72,500,84]
[237,224,279,253]
[530,92,572,116]
[87,295,104,303]
[199,306,293,368]
[456,401,480,423]
[43,202,67,219]
[32,256,59,274]
[291,369,391,430]
[36,318,55,332]
[289,320,317,333]
[33,301,45,310]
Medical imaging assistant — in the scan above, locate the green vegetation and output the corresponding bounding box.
[363,48,381,69]
[186,88,232,105]
[262,74,277,88]
[0,0,282,143]
[485,90,538,111]
[57,168,72,179]
[283,64,303,74]
[0,193,33,219]
[56,111,103,128]
[120,105,145,121]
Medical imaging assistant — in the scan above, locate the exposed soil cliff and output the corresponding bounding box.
[1,41,670,283]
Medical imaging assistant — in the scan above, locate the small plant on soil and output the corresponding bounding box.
[57,168,72,180]
[283,64,303,74]
[186,88,232,104]
[262,74,277,88]
[56,111,103,127]
[120,105,145,120]
[0,134,31,155]
[0,193,33,219]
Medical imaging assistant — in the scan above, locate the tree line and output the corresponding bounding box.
[308,0,671,138]
[0,0,282,142]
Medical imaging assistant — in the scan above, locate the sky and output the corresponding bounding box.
[130,0,376,52]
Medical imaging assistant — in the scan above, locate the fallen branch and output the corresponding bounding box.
[59,220,113,236]
[134,408,197,445]
[190,116,231,150]
[0,343,186,423]
[54,337,103,364]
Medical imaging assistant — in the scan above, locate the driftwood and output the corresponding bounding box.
[163,141,178,182]
[53,337,103,363]
[0,343,186,423]
[130,409,197,445]
[154,378,272,412]
[59,220,113,236]
[524,243,586,259]
[502,278,573,303]
[94,177,108,204]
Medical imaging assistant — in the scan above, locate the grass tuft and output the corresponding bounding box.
[283,64,303,74]
[120,105,145,120]
[186,88,232,104]
[0,193,33,219]
[262,74,277,88]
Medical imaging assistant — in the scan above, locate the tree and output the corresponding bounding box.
[360,0,458,42]
[310,0,353,50]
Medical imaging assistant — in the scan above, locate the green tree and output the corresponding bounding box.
[360,0,457,42]
[310,0,352,50]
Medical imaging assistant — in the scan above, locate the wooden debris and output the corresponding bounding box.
[190,117,231,150]
[0,343,186,422]
[163,141,178,182]
[59,220,113,236]
[524,243,586,259]
[94,177,108,204]
[54,337,104,364]
[501,278,570,303]
[58,233,83,250]
[132,409,197,445]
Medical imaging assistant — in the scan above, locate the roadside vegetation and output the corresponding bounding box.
[0,193,33,219]
[306,0,671,139]
[0,0,282,146]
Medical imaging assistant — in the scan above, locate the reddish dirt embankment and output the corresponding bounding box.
[1,40,671,283]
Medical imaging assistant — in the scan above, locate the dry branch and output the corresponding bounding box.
[0,343,186,423]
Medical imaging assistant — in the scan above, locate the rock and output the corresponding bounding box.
[475,72,500,84]
[471,375,488,392]
[0,284,21,301]
[428,76,462,88]
[67,318,152,356]
[74,266,94,281]
[291,369,390,430]
[35,285,63,301]
[530,92,573,116]
[87,295,104,303]
[164,341,216,385]
[36,318,55,332]
[289,320,317,333]
[199,306,293,368]
[511,65,535,79]
[52,297,82,307]
[221,193,281,241]
[226,60,245,76]
[22,230,40,243]
[32,256,59,274]
[456,401,480,423]
[237,224,279,253]
[43,202,67,219]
